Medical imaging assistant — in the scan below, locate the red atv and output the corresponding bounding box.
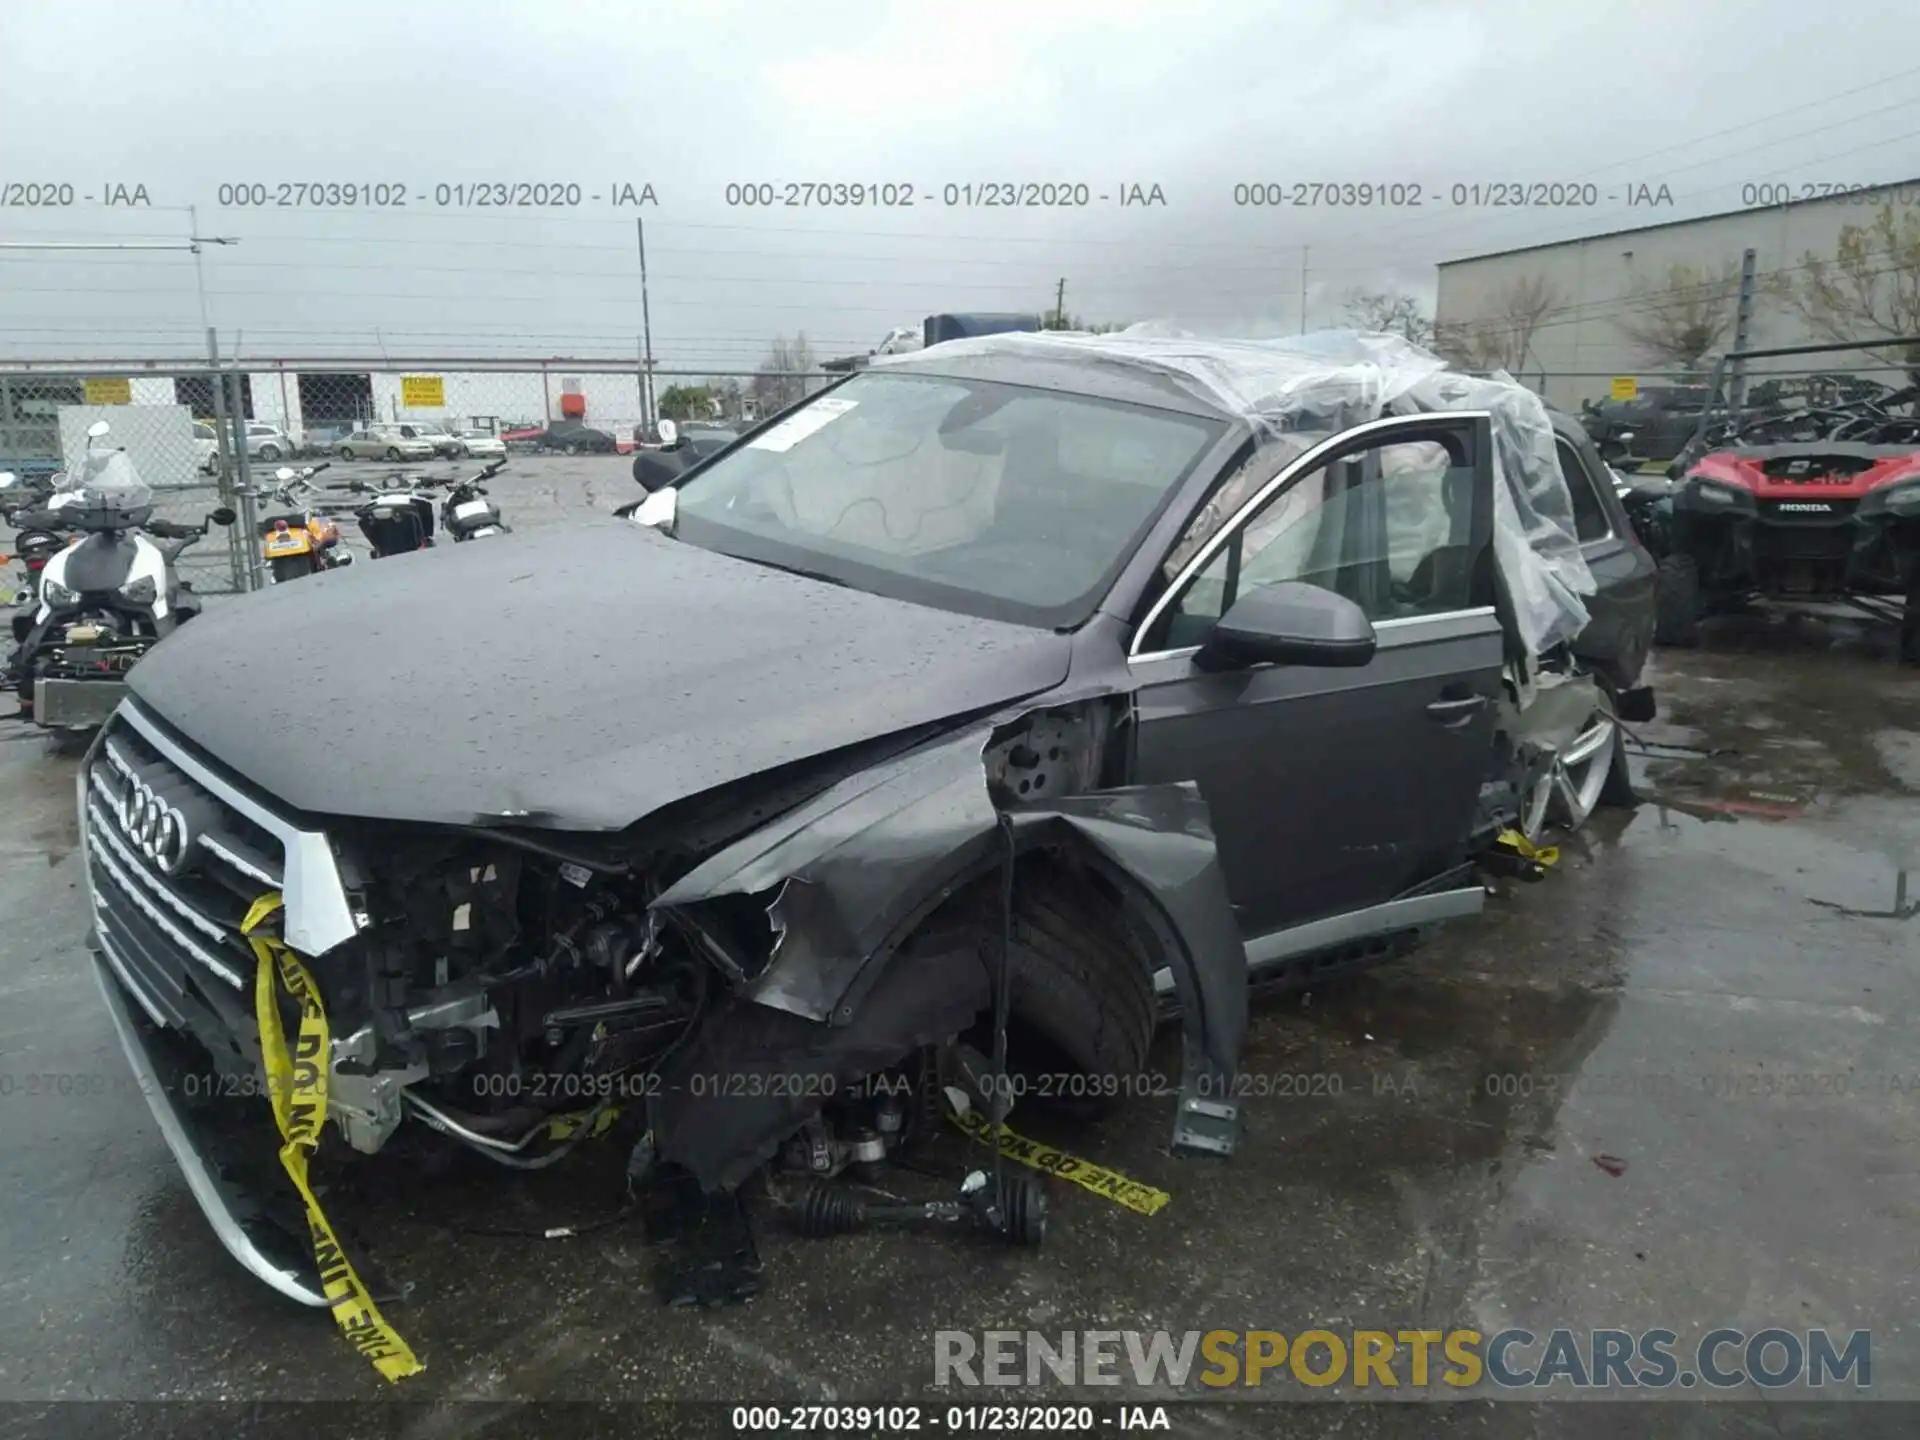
[1656,441,1920,661]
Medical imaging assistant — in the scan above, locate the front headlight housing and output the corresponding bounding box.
[119,574,157,606]
[40,577,78,608]
[1880,479,1920,517]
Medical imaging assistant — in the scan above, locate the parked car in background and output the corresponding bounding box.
[1582,386,1736,465]
[527,423,617,455]
[191,421,218,475]
[336,424,438,462]
[452,430,508,459]
[243,422,295,463]
[400,422,464,458]
[299,423,357,457]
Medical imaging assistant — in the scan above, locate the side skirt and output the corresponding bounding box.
[1152,885,1486,998]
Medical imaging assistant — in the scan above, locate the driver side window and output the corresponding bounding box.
[1146,432,1484,653]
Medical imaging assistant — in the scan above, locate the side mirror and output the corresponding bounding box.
[209,507,237,526]
[87,420,112,439]
[1194,581,1377,672]
[275,466,296,481]
[0,473,15,489]
[657,418,679,447]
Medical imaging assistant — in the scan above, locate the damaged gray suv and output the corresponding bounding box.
[77,331,1654,1302]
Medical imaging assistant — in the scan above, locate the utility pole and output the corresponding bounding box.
[1053,277,1066,329]
[637,218,656,432]
[0,224,235,334]
[1299,247,1310,335]
[1727,247,1759,411]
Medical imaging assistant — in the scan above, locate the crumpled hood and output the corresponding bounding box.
[127,520,1071,829]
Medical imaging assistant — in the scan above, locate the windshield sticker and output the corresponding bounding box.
[749,396,858,453]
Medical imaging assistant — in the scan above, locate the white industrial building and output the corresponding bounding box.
[1435,178,1920,409]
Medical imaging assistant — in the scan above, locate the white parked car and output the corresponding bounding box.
[453,430,507,459]
[243,422,295,463]
[192,421,218,475]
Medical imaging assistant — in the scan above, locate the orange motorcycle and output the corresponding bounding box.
[254,464,354,583]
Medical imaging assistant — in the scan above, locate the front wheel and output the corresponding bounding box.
[270,553,316,584]
[1654,552,1703,647]
[258,444,281,462]
[384,446,402,462]
[562,442,580,456]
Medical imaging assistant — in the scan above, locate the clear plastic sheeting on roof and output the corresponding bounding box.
[905,328,1596,655]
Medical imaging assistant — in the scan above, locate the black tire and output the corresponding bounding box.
[385,446,402,462]
[563,442,580,456]
[1654,552,1702,647]
[258,444,281,462]
[338,446,355,461]
[270,553,316,584]
[970,856,1156,1103]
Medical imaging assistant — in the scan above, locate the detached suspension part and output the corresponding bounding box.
[791,1169,1047,1248]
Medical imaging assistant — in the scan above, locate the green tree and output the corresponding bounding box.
[657,384,716,421]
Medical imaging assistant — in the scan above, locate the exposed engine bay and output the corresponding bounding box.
[301,701,1145,1189]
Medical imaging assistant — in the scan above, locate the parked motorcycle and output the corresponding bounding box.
[344,458,511,556]
[0,471,69,609]
[6,422,234,731]
[439,458,510,540]
[346,469,441,557]
[251,464,355,583]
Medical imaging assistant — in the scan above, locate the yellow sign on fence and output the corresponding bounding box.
[84,377,132,405]
[1609,376,1638,402]
[400,374,445,408]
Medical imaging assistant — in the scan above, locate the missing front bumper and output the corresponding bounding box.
[87,932,329,1306]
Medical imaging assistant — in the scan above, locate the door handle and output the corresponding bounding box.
[1425,694,1488,729]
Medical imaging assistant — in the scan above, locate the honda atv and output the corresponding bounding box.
[1656,441,1920,661]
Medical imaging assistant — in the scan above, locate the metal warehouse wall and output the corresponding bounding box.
[1435,187,1919,408]
[160,369,654,441]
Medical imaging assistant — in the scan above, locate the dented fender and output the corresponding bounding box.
[651,713,1247,1162]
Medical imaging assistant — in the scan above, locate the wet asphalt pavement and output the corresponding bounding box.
[0,475,1915,1436]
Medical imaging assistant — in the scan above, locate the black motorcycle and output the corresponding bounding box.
[439,458,510,541]
[340,458,510,556]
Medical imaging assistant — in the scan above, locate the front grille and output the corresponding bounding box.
[83,706,296,1074]
[1757,499,1858,560]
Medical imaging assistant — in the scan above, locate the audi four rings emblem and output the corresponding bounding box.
[116,772,195,875]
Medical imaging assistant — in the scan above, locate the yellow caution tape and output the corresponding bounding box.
[242,893,425,1383]
[948,1106,1171,1217]
[1495,828,1560,867]
[546,1107,620,1142]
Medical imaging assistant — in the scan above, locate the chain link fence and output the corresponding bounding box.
[0,368,256,593]
[0,358,843,595]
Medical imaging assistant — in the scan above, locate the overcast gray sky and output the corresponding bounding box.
[3,0,1918,370]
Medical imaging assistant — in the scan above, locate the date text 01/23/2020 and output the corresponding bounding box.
[730,1405,1172,1432]
[722,182,1167,207]
[1230,181,1677,208]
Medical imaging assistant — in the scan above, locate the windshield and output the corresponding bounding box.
[672,371,1224,627]
[56,448,153,519]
